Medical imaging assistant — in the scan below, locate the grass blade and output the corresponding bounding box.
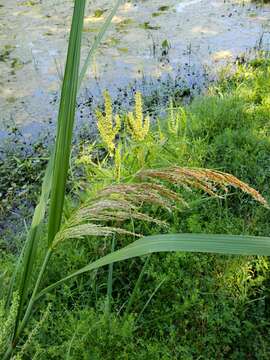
[136,277,166,323]
[36,233,270,300]
[105,236,115,322]
[123,255,151,320]
[3,3,87,358]
[47,0,86,246]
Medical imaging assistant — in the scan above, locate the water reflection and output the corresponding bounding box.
[0,0,269,134]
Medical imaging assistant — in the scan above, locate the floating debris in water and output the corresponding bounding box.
[140,22,161,30]
[94,8,107,18]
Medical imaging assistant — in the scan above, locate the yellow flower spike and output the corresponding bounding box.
[114,113,121,134]
[95,90,121,156]
[167,98,187,137]
[127,92,150,141]
[76,143,95,166]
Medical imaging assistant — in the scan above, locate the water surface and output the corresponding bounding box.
[0,0,270,134]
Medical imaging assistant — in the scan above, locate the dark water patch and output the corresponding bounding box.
[152,12,163,17]
[158,5,171,11]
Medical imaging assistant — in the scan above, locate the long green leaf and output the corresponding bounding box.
[36,233,270,300]
[47,0,86,246]
[48,0,121,245]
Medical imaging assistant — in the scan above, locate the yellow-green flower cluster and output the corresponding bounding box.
[0,292,19,357]
[126,92,150,141]
[167,98,186,136]
[96,90,121,156]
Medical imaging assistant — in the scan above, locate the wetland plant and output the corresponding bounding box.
[1,1,270,358]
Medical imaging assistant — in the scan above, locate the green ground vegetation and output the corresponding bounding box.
[1,57,270,359]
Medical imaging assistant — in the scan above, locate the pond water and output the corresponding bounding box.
[0,0,270,136]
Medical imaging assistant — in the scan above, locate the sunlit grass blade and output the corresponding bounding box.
[36,233,270,300]
[78,0,123,89]
[47,0,86,246]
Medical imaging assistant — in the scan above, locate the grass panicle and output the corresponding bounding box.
[53,224,138,248]
[138,167,269,207]
[0,292,19,357]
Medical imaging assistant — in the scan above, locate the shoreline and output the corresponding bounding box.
[0,50,268,242]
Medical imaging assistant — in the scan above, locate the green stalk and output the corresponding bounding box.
[136,278,166,323]
[47,0,86,247]
[105,237,115,322]
[4,2,86,359]
[123,255,151,321]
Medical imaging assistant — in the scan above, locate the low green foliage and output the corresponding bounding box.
[2,57,270,359]
[0,292,19,356]
[48,57,270,359]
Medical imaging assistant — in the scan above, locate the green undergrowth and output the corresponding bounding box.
[2,57,270,359]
